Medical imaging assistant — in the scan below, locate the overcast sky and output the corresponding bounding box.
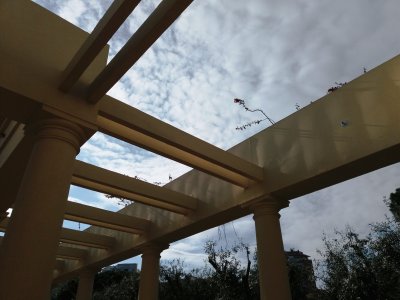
[33,0,400,269]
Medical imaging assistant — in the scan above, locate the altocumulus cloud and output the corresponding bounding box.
[34,0,400,267]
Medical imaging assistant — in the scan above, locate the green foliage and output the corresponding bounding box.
[317,220,400,300]
[51,269,139,300]
[204,241,258,300]
[93,269,139,300]
[387,188,400,222]
[159,259,216,300]
[51,278,78,300]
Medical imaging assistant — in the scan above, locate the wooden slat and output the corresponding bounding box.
[65,201,151,234]
[87,0,193,103]
[59,0,141,92]
[60,228,116,249]
[57,246,88,260]
[72,160,198,214]
[98,98,264,187]
[1,218,116,248]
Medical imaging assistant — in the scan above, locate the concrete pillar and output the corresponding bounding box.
[0,118,85,300]
[138,244,168,300]
[76,268,97,300]
[251,198,291,300]
[0,211,8,222]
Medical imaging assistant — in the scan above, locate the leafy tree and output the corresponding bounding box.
[159,259,216,300]
[316,188,400,300]
[93,269,139,300]
[204,241,257,300]
[386,188,400,222]
[51,278,78,300]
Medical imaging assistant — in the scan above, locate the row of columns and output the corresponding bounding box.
[74,200,291,300]
[0,118,86,299]
[0,116,292,300]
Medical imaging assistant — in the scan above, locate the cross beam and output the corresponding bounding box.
[0,218,117,248]
[87,0,194,103]
[72,160,198,214]
[60,228,116,249]
[99,97,264,187]
[59,0,141,92]
[57,246,88,261]
[65,201,151,234]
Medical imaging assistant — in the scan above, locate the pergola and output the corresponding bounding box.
[0,1,399,299]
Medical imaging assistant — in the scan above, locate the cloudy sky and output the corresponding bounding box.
[33,0,400,269]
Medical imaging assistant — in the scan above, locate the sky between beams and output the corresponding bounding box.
[33,0,400,268]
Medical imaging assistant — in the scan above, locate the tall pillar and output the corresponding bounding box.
[0,118,86,300]
[0,211,7,222]
[76,268,97,300]
[138,244,168,300]
[251,198,291,300]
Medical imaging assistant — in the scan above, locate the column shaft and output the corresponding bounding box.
[138,245,166,300]
[253,201,291,300]
[0,119,85,300]
[76,269,97,300]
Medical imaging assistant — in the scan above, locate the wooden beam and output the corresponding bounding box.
[64,201,151,234]
[72,160,198,214]
[98,98,264,187]
[57,246,88,260]
[60,228,116,249]
[55,260,65,271]
[59,0,141,92]
[1,236,87,261]
[1,217,117,248]
[87,0,193,103]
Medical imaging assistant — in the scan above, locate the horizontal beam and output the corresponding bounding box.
[72,160,198,214]
[0,237,87,260]
[64,201,151,234]
[87,0,193,103]
[1,217,116,248]
[55,260,65,271]
[98,98,264,187]
[57,246,88,261]
[59,0,140,92]
[60,228,116,249]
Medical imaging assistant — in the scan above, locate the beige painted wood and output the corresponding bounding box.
[59,0,140,92]
[58,246,88,260]
[0,118,86,300]
[56,55,400,280]
[72,160,198,214]
[1,2,400,295]
[0,1,108,128]
[60,228,116,249]
[1,218,116,249]
[99,98,264,187]
[252,200,291,300]
[87,0,194,103]
[65,201,151,234]
[76,268,97,300]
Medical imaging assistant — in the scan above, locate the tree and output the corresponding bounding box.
[159,259,216,300]
[204,241,257,300]
[386,188,400,222]
[316,188,400,300]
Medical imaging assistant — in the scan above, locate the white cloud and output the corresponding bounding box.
[33,0,400,267]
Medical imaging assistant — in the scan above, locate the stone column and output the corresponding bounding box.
[251,198,291,300]
[0,211,8,222]
[76,268,97,300]
[0,118,85,300]
[138,244,168,300]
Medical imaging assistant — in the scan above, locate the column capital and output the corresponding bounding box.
[139,243,169,258]
[79,266,100,276]
[25,118,87,153]
[249,196,289,219]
